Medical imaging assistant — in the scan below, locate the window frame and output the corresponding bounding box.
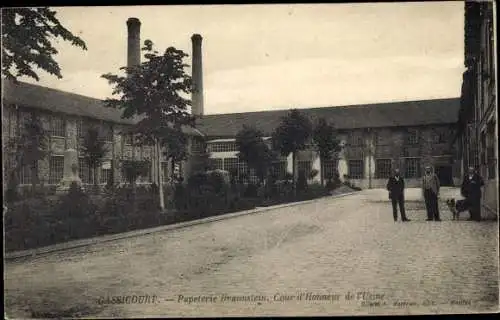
[403,157,421,179]
[50,114,66,138]
[405,129,419,145]
[49,155,65,184]
[348,159,364,179]
[375,158,392,179]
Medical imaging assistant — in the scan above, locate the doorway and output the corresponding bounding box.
[435,165,453,186]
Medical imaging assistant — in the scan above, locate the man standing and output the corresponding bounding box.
[461,166,484,221]
[386,168,410,222]
[422,166,441,221]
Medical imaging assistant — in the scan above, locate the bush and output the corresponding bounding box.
[53,182,99,238]
[297,171,308,192]
[309,169,319,180]
[244,183,259,197]
[343,180,362,191]
[325,172,341,191]
[188,171,209,189]
[207,170,229,194]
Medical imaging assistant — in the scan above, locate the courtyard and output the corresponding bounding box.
[4,187,498,317]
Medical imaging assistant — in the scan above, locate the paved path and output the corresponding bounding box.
[4,188,498,317]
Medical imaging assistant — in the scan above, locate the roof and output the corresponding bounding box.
[2,79,203,137]
[196,98,461,138]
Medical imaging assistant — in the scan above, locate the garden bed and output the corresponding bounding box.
[4,180,355,253]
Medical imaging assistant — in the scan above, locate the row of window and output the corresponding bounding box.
[347,158,421,179]
[7,110,115,141]
[207,142,238,153]
[16,156,156,186]
[206,130,450,153]
[13,156,428,186]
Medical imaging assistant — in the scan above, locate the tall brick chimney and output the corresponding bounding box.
[191,34,204,116]
[127,18,141,70]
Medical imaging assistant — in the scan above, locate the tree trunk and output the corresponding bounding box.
[320,154,324,187]
[292,152,297,197]
[157,140,165,212]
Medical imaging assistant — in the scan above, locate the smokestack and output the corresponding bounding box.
[191,34,204,116]
[127,18,141,71]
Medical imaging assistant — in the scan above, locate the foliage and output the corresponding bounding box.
[272,109,313,193]
[80,127,109,187]
[55,182,96,221]
[7,113,48,192]
[207,170,229,194]
[272,109,313,157]
[2,7,87,82]
[313,118,341,185]
[102,40,195,150]
[121,160,151,185]
[191,137,211,172]
[162,126,189,163]
[309,169,319,180]
[297,171,308,192]
[236,125,277,183]
[325,172,341,191]
[188,171,209,189]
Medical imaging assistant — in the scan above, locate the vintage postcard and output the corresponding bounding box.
[3,1,499,318]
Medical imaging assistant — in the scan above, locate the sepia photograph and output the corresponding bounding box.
[2,1,499,317]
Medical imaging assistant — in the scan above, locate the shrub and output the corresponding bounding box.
[174,183,188,211]
[188,171,209,190]
[4,197,56,251]
[309,169,319,180]
[297,171,308,192]
[53,182,98,238]
[325,172,341,191]
[207,170,229,194]
[244,183,259,197]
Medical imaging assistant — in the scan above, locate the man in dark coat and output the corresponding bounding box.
[386,168,410,222]
[422,166,441,221]
[461,166,484,221]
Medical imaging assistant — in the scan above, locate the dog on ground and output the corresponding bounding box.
[446,198,468,221]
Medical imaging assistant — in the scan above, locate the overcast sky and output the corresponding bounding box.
[21,2,464,115]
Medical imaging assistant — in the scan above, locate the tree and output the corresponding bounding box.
[190,137,211,173]
[80,127,108,192]
[2,7,87,82]
[121,159,151,186]
[313,118,341,186]
[272,109,313,195]
[102,40,195,211]
[161,125,188,181]
[235,125,276,185]
[6,113,48,196]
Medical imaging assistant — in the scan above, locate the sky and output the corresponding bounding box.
[19,2,464,115]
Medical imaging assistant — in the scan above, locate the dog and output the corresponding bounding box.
[446,198,468,221]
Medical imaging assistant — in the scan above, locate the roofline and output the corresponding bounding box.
[200,97,461,117]
[2,80,205,136]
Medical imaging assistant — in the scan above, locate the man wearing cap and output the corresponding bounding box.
[386,168,410,222]
[461,166,484,221]
[422,166,441,221]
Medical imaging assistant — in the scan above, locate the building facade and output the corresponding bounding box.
[2,80,203,193]
[196,99,462,189]
[458,0,498,214]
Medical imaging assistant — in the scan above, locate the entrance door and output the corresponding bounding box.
[435,165,453,186]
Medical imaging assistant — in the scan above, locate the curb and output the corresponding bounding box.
[5,191,357,260]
